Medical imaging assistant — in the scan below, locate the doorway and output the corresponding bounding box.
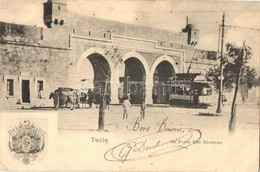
[124,57,146,104]
[22,80,30,103]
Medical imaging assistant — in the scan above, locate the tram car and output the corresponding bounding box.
[168,73,213,107]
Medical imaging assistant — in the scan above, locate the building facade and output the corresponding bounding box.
[0,0,218,107]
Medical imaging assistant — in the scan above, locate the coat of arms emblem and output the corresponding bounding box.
[8,120,45,164]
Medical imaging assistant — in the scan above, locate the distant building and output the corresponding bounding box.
[0,0,218,107]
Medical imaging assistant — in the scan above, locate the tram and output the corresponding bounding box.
[168,73,213,107]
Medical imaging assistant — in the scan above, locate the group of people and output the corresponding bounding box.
[122,95,147,120]
[47,87,146,119]
[82,89,111,109]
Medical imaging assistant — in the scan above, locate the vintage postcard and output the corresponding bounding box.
[0,0,259,171]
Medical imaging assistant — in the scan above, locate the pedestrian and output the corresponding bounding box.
[94,93,100,108]
[222,94,227,107]
[140,100,147,120]
[242,95,246,104]
[122,96,131,119]
[87,89,93,108]
[38,88,44,107]
[127,93,131,102]
[106,94,111,110]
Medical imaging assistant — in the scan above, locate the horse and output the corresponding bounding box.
[49,90,78,110]
[49,92,59,109]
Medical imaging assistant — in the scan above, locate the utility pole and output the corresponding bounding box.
[216,13,225,114]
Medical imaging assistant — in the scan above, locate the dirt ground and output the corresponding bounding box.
[0,103,259,171]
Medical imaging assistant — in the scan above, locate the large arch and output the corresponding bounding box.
[150,55,179,82]
[150,55,179,104]
[121,51,150,104]
[76,47,113,77]
[76,47,117,104]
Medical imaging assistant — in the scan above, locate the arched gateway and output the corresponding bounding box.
[76,47,117,104]
[121,51,150,104]
[75,49,180,105]
[150,55,179,104]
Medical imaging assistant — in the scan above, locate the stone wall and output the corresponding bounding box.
[67,13,188,47]
[0,42,70,106]
[0,11,217,106]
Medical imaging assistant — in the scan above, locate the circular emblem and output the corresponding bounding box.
[8,120,46,164]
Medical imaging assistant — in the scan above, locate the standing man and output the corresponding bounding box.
[140,100,147,120]
[87,89,93,108]
[106,94,111,110]
[38,88,44,107]
[122,96,131,119]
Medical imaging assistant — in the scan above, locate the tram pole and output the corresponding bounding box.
[216,13,225,114]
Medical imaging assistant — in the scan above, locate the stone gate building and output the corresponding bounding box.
[0,0,218,107]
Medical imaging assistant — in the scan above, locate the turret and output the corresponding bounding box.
[43,0,67,28]
[182,17,199,45]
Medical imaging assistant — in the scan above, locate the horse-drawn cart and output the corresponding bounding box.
[49,87,80,110]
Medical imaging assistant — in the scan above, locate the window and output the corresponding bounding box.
[37,81,43,92]
[58,6,61,10]
[60,20,64,25]
[208,51,217,60]
[7,79,14,96]
[54,19,58,24]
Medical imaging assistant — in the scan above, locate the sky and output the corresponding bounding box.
[0,0,259,70]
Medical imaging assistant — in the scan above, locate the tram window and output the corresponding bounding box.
[171,87,175,94]
[201,87,212,95]
[177,87,182,95]
[201,87,207,95]
[171,86,184,95]
[184,86,190,95]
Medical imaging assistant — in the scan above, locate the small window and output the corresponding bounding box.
[58,6,61,10]
[104,33,106,38]
[37,81,44,92]
[73,28,76,33]
[60,20,64,25]
[7,79,14,96]
[54,19,58,24]
[194,32,196,35]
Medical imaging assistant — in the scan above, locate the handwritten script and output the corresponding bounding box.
[104,118,202,163]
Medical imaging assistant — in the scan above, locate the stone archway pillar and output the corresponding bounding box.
[110,67,120,104]
[145,80,153,104]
